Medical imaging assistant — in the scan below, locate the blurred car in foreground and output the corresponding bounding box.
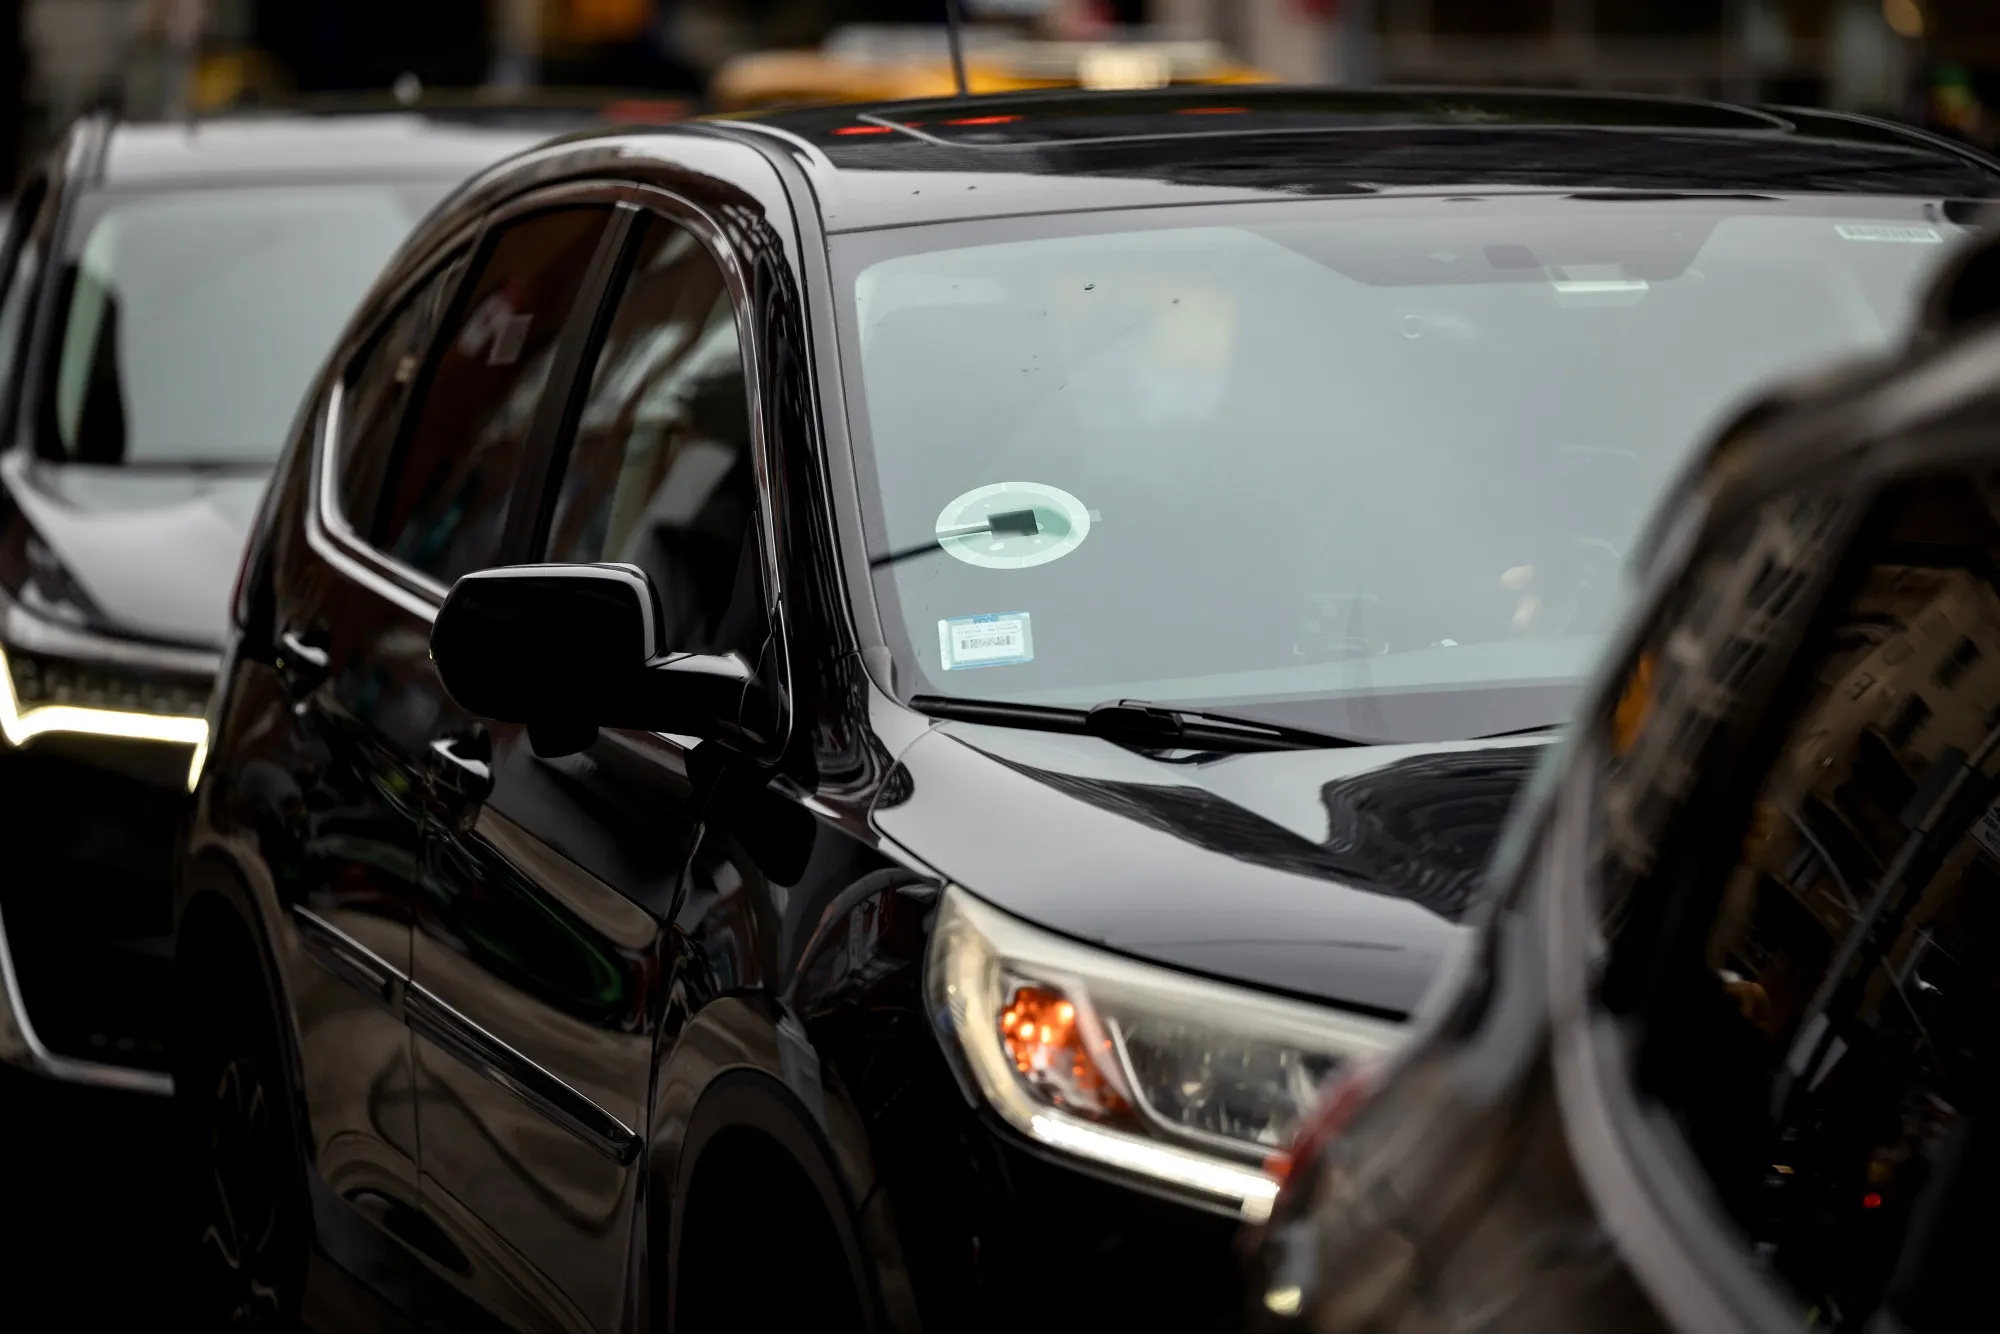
[1251,236,2000,1334]
[180,87,2000,1330]
[710,23,1267,110]
[0,112,561,1094]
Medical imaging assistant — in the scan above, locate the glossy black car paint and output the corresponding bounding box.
[0,113,556,1092]
[179,88,2000,1331]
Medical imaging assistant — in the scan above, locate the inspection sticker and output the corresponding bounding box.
[939,613,1034,670]
[1835,224,1943,244]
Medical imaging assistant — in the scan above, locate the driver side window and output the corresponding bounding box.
[542,213,762,658]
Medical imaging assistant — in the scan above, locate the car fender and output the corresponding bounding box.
[646,991,920,1331]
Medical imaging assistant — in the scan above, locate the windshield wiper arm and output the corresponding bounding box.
[871,509,1041,568]
[908,694,1367,753]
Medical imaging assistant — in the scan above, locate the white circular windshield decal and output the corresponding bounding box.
[935,482,1091,570]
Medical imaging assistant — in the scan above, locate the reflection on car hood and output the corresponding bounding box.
[872,719,1549,1017]
[2,455,267,649]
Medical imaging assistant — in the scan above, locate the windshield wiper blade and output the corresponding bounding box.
[908,694,1366,753]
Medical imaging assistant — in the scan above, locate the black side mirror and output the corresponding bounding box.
[430,563,757,755]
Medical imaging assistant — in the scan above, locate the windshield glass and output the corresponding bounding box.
[838,197,1969,743]
[45,180,449,467]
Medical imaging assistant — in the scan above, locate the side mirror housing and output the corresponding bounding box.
[431,564,757,751]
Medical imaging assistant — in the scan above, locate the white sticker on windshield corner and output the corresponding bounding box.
[1836,224,1944,244]
[935,482,1091,570]
[939,613,1034,670]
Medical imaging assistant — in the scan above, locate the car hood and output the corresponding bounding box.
[2,454,268,649]
[872,720,1549,1017]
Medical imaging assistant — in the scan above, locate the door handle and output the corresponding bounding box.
[276,629,330,693]
[429,734,494,804]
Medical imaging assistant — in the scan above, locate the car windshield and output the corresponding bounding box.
[836,196,1970,743]
[44,180,451,467]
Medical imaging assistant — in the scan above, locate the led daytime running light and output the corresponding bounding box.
[0,642,208,750]
[1029,1113,1281,1219]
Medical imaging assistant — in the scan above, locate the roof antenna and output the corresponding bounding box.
[945,0,970,99]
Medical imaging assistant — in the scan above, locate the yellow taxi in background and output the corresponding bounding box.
[711,25,1271,112]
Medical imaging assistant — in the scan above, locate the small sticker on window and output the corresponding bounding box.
[939,612,1034,670]
[934,482,1091,570]
[1835,224,1943,244]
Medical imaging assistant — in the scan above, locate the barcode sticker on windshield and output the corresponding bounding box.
[1836,224,1943,244]
[940,613,1034,670]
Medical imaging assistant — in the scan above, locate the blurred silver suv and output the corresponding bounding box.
[0,110,555,1091]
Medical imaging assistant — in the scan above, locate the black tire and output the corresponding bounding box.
[179,935,310,1330]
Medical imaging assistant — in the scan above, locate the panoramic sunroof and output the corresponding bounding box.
[745,89,2000,199]
[781,87,1797,150]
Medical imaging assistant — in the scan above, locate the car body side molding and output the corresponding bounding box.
[402,979,641,1165]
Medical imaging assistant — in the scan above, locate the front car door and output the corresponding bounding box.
[245,193,621,1307]
[238,244,467,1282]
[411,193,777,1333]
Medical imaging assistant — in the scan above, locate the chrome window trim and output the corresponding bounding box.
[309,378,444,623]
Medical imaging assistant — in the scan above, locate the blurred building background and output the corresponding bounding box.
[1,1,1996,186]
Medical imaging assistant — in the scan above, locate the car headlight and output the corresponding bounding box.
[0,591,214,751]
[4,648,208,718]
[926,885,1402,1220]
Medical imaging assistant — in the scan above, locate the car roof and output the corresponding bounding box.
[701,86,2000,233]
[90,112,561,189]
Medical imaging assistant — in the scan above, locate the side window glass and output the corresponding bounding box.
[337,258,461,534]
[376,206,611,584]
[1634,475,2000,1325]
[544,215,760,655]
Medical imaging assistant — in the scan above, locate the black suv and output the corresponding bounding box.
[0,111,555,1093]
[181,89,2000,1329]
